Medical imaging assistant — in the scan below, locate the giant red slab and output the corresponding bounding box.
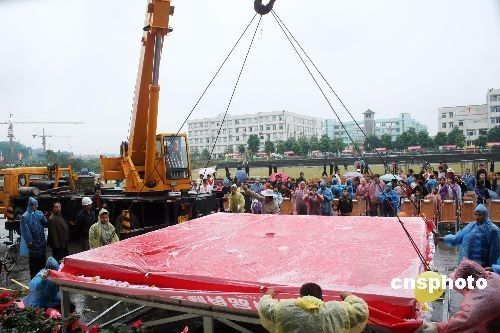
[54,213,429,331]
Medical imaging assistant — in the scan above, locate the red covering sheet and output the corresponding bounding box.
[53,213,429,332]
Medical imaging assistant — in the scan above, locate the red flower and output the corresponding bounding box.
[130,320,143,328]
[88,326,101,333]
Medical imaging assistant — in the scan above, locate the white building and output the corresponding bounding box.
[325,111,428,144]
[187,110,325,158]
[438,88,500,146]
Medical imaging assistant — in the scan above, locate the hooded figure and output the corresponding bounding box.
[317,181,333,216]
[379,184,400,217]
[417,259,500,333]
[88,209,119,249]
[23,257,61,308]
[443,204,500,267]
[20,197,49,278]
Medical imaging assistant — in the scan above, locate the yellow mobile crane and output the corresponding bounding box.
[97,0,216,234]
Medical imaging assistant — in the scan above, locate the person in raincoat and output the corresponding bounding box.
[88,209,119,249]
[20,197,49,279]
[251,179,264,193]
[304,187,324,216]
[241,185,280,214]
[438,204,499,268]
[417,259,500,333]
[258,283,368,333]
[23,257,61,309]
[379,184,400,217]
[345,178,354,199]
[228,184,245,213]
[317,181,333,216]
[293,181,308,215]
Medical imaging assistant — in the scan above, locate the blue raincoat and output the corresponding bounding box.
[24,257,61,308]
[331,179,343,198]
[318,182,333,216]
[379,185,400,217]
[345,179,354,199]
[493,258,500,275]
[20,197,48,258]
[444,204,500,267]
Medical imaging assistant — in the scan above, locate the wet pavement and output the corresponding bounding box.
[0,217,462,332]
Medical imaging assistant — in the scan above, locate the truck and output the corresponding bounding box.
[3,0,217,241]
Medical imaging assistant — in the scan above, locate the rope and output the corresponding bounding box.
[271,10,432,225]
[271,10,430,271]
[203,16,263,171]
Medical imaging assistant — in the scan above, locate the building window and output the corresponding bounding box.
[260,135,264,140]
[449,122,453,128]
[467,130,475,136]
[279,125,283,130]
[491,117,500,124]
[491,106,500,113]
[266,126,270,131]
[448,112,453,118]
[259,125,263,131]
[441,113,446,118]
[279,116,282,121]
[442,123,446,129]
[235,120,239,125]
[235,136,240,142]
[272,125,276,130]
[491,95,498,102]
[458,120,463,127]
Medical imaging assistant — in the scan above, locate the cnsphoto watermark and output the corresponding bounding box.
[390,271,488,302]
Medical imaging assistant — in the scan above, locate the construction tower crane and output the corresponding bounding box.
[32,128,75,151]
[0,113,84,163]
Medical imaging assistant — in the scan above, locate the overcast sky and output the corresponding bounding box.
[1,0,499,155]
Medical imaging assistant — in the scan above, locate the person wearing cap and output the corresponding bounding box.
[20,197,49,278]
[228,184,245,213]
[438,204,499,268]
[89,209,119,249]
[75,197,96,251]
[241,185,280,214]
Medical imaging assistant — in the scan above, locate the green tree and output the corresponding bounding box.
[284,137,296,151]
[224,145,233,154]
[237,144,246,155]
[331,138,346,153]
[309,136,320,151]
[394,130,416,150]
[201,148,211,161]
[487,127,500,142]
[275,140,286,155]
[264,140,275,155]
[364,135,381,151]
[297,136,311,156]
[447,127,466,147]
[379,134,393,149]
[319,134,331,154]
[292,141,302,155]
[434,132,448,147]
[476,135,488,148]
[191,147,200,160]
[247,135,260,156]
[417,130,433,148]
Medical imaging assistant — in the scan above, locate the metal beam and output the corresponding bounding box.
[142,314,199,328]
[60,286,261,325]
[86,301,122,326]
[217,318,254,333]
[203,316,214,333]
[100,306,146,327]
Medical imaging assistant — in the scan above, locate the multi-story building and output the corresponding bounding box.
[187,110,325,158]
[437,88,500,146]
[325,111,427,144]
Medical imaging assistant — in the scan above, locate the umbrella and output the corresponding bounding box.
[344,171,363,179]
[379,174,402,182]
[269,172,289,182]
[487,189,499,200]
[235,170,248,182]
[199,167,216,177]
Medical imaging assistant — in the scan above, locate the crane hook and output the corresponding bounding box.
[254,0,276,16]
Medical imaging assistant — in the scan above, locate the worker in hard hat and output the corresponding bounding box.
[88,209,119,249]
[75,197,96,251]
[258,283,369,333]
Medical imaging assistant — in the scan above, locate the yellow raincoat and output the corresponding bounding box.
[258,295,368,333]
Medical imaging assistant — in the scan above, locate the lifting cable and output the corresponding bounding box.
[122,13,258,215]
[272,10,436,234]
[270,10,431,271]
[203,16,263,172]
[271,10,433,226]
